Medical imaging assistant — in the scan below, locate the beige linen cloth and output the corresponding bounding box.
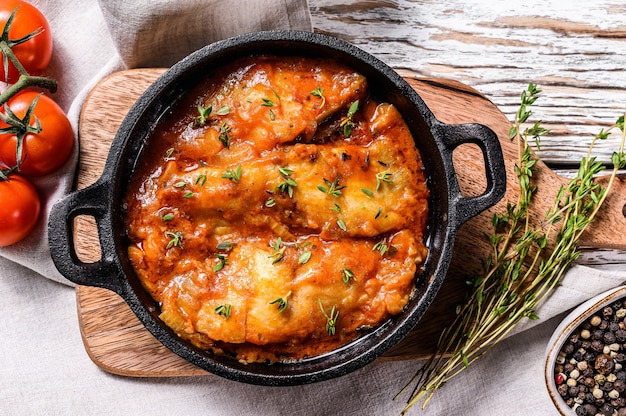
[1,0,625,415]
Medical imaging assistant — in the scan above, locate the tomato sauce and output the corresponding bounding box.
[125,56,429,363]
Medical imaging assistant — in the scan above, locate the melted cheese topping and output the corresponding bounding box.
[125,56,429,363]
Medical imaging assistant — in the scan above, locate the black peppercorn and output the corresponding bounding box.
[554,297,626,414]
[592,339,605,352]
[596,354,615,375]
[578,403,598,416]
[584,352,596,362]
[604,332,617,344]
[600,402,615,416]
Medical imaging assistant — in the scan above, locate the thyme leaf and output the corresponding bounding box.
[218,122,232,148]
[215,105,230,115]
[216,241,235,251]
[215,304,231,319]
[298,250,312,265]
[213,253,228,272]
[222,165,242,182]
[310,87,326,108]
[195,174,207,186]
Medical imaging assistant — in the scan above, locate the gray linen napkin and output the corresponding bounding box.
[99,0,311,68]
[0,0,311,285]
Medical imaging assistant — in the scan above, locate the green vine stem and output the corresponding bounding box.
[0,6,57,106]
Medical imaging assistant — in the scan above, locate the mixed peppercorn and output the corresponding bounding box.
[555,298,626,416]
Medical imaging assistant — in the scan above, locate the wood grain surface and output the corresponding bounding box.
[309,0,626,167]
[74,68,626,377]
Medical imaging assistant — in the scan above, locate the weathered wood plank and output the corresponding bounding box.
[309,0,626,166]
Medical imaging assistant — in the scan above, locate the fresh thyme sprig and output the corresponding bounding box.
[376,170,393,191]
[275,166,297,198]
[215,304,231,319]
[270,291,291,313]
[221,165,242,182]
[218,122,232,148]
[165,231,183,249]
[269,237,286,264]
[317,176,345,197]
[341,268,355,285]
[213,241,234,272]
[318,300,339,336]
[193,104,229,127]
[396,83,626,414]
[341,100,359,137]
[310,87,326,108]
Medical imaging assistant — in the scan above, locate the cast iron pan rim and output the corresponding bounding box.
[96,31,461,385]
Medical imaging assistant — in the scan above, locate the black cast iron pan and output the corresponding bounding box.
[48,31,506,386]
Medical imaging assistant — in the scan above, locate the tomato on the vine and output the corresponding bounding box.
[0,172,40,246]
[0,91,74,176]
[0,0,52,84]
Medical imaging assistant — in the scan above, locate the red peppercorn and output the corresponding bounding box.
[556,372,566,385]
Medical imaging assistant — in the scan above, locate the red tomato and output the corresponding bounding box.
[0,172,40,246]
[0,91,74,176]
[0,0,52,83]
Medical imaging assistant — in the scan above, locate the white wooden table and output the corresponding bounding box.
[310,0,626,270]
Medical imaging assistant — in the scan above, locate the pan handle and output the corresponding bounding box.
[48,180,124,294]
[439,122,507,226]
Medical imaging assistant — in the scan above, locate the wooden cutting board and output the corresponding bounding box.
[73,68,626,377]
